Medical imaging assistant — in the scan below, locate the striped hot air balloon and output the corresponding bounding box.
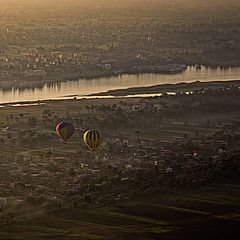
[56,122,75,143]
[83,129,102,151]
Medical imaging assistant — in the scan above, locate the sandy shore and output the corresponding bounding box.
[0,78,239,107]
[88,79,240,97]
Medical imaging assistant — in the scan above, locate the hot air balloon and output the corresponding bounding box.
[56,122,75,143]
[83,129,102,151]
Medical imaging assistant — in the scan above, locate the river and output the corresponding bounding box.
[0,66,240,104]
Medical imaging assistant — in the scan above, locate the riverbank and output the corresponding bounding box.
[1,63,239,92]
[89,79,240,97]
[1,66,240,104]
[0,64,188,91]
[0,78,240,106]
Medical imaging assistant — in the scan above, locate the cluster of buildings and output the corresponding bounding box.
[1,87,240,223]
[0,124,239,224]
[0,5,239,88]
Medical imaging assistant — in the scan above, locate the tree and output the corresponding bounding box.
[17,114,22,122]
[7,133,12,140]
[69,168,76,177]
[28,117,37,127]
[47,162,59,173]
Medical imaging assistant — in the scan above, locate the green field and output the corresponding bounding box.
[1,184,239,240]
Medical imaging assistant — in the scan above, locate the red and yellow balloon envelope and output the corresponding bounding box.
[56,122,75,143]
[83,130,102,151]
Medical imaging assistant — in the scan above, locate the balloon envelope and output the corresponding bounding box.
[56,122,75,142]
[83,130,102,151]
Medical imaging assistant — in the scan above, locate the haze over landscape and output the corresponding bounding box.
[1,0,240,7]
[0,1,239,239]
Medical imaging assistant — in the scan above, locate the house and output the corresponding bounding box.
[131,104,143,112]
[153,104,164,112]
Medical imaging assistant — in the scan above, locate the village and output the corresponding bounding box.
[0,3,240,89]
[0,1,240,239]
[0,85,240,224]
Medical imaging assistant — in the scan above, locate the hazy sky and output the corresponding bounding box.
[1,0,240,6]
[0,0,239,13]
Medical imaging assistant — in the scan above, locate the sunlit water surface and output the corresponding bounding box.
[0,66,240,104]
